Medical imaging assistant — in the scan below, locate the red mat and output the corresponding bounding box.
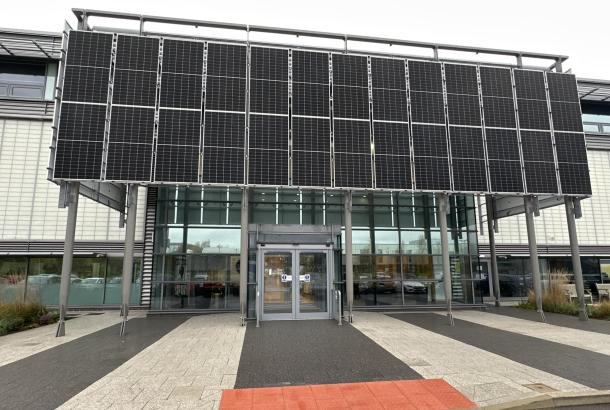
[220,379,476,409]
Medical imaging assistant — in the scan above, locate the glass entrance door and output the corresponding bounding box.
[260,247,331,320]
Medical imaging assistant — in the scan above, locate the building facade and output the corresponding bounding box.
[1,25,608,316]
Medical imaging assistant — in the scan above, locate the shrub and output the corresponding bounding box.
[590,301,610,320]
[0,301,58,336]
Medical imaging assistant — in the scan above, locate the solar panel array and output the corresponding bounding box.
[53,30,591,196]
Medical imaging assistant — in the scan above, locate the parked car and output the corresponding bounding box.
[403,280,428,294]
[80,277,105,287]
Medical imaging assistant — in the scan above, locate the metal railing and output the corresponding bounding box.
[256,288,260,328]
[333,289,342,326]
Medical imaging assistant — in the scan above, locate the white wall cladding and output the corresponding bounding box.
[478,149,610,246]
[0,119,145,241]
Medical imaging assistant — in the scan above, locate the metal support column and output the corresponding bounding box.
[524,195,545,322]
[344,190,353,323]
[56,182,80,337]
[438,193,454,326]
[565,197,588,321]
[486,196,501,307]
[240,187,249,326]
[120,184,138,337]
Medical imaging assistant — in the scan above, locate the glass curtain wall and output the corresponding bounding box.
[152,186,483,310]
[0,255,141,305]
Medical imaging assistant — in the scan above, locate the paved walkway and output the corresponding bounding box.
[0,311,135,367]
[353,312,591,407]
[220,379,475,410]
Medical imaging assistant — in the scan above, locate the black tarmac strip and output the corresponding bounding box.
[488,306,610,336]
[390,313,610,390]
[0,316,186,410]
[235,320,421,388]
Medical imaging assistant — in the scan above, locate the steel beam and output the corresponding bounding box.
[56,182,79,337]
[524,196,545,322]
[565,197,588,321]
[344,191,353,323]
[437,193,454,326]
[240,187,249,325]
[120,184,138,337]
[486,196,501,307]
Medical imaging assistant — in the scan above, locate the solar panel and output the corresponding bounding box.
[524,161,558,194]
[54,140,103,180]
[485,128,520,160]
[482,97,516,128]
[517,99,550,130]
[158,109,201,146]
[248,149,288,185]
[554,132,588,163]
[115,36,159,71]
[203,147,244,184]
[449,126,485,159]
[333,85,369,119]
[414,157,451,190]
[408,60,443,92]
[249,114,288,150]
[452,158,487,191]
[66,31,113,68]
[251,47,288,81]
[480,66,513,98]
[293,50,328,84]
[447,94,481,126]
[444,64,478,95]
[62,66,109,103]
[57,103,106,142]
[410,92,445,124]
[292,117,330,152]
[206,43,247,78]
[514,69,547,100]
[154,145,199,182]
[292,150,331,187]
[106,142,153,181]
[332,54,368,87]
[551,101,583,132]
[249,79,288,114]
[293,82,329,117]
[371,58,405,90]
[204,76,246,111]
[488,160,523,192]
[109,106,155,144]
[375,154,411,189]
[373,122,409,156]
[412,124,448,157]
[372,88,408,122]
[160,73,202,109]
[334,153,372,188]
[547,72,579,102]
[161,39,204,75]
[203,111,244,148]
[558,163,591,195]
[334,120,371,154]
[520,131,554,162]
[112,69,158,106]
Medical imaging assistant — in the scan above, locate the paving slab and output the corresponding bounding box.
[235,320,421,389]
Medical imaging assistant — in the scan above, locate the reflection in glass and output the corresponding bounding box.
[186,228,240,254]
[299,253,327,313]
[263,253,293,314]
[0,257,27,304]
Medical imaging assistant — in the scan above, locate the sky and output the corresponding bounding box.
[2,0,609,79]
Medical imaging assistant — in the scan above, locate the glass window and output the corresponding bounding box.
[186,228,240,254]
[104,257,141,305]
[165,228,184,254]
[68,257,106,306]
[601,259,610,283]
[375,230,399,254]
[341,230,372,254]
[250,202,276,224]
[401,230,428,254]
[374,255,400,280]
[26,257,61,305]
[402,255,434,280]
[0,61,47,100]
[0,256,27,304]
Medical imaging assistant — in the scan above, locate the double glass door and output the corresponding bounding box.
[259,247,331,320]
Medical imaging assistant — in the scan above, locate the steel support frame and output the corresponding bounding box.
[240,187,249,325]
[486,196,501,307]
[524,195,545,322]
[437,193,454,326]
[344,190,353,323]
[56,181,79,337]
[565,197,588,321]
[120,184,138,336]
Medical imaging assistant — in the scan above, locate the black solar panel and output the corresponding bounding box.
[333,86,370,119]
[412,124,448,157]
[482,97,516,128]
[106,142,153,181]
[333,120,371,154]
[292,117,330,152]
[109,106,155,144]
[249,115,288,150]
[115,35,158,71]
[485,128,520,161]
[524,161,558,194]
[154,144,199,182]
[414,157,451,190]
[514,69,547,100]
[488,160,523,192]
[54,140,103,180]
[292,51,329,84]
[162,39,204,75]
[444,64,478,95]
[62,66,109,103]
[248,149,288,185]
[375,154,411,189]
[520,131,554,162]
[158,109,201,146]
[202,147,244,184]
[249,79,288,114]
[559,163,591,195]
[408,60,443,92]
[547,72,579,103]
[479,67,513,98]
[371,58,405,90]
[554,132,588,163]
[203,111,245,148]
[517,99,550,130]
[372,88,408,122]
[293,82,329,117]
[58,103,106,142]
[160,73,202,109]
[205,76,246,111]
[334,153,372,188]
[373,122,409,156]
[250,47,288,81]
[292,150,331,187]
[205,43,247,78]
[410,92,445,124]
[332,54,368,87]
[449,126,485,159]
[452,158,487,191]
[66,31,113,68]
[447,94,481,126]
[551,101,583,132]
[112,69,158,106]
